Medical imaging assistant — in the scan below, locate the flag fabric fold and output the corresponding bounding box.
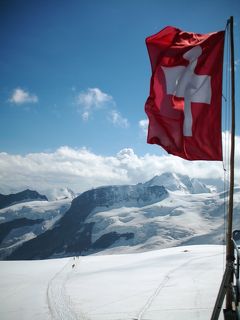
[145,26,225,160]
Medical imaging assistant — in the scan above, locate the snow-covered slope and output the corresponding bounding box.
[87,188,240,254]
[0,198,71,223]
[0,245,225,320]
[0,198,72,258]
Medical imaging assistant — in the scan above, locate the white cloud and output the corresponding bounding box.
[9,88,38,105]
[108,110,129,128]
[75,88,129,127]
[139,119,149,135]
[76,88,114,120]
[1,134,239,199]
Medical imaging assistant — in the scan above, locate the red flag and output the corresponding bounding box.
[145,26,225,160]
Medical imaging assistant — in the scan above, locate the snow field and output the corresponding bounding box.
[0,245,224,320]
[0,258,68,320]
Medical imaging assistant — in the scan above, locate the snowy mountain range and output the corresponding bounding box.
[0,172,239,260]
[0,189,48,210]
[0,190,73,259]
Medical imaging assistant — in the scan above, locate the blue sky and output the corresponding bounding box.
[0,0,240,195]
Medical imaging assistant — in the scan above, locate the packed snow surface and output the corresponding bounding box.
[0,245,225,320]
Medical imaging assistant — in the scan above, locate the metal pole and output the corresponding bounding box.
[225,15,236,311]
[210,16,236,320]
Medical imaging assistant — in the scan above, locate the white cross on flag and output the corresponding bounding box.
[145,26,225,160]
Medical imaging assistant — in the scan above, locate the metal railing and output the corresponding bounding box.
[231,237,240,319]
[211,231,240,320]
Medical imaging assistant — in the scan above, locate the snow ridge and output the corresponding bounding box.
[144,172,211,194]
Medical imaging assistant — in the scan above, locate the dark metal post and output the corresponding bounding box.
[211,16,236,320]
[225,15,236,312]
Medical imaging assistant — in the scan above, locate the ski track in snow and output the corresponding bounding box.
[47,258,80,320]
[135,252,222,320]
[135,274,170,320]
[46,251,222,320]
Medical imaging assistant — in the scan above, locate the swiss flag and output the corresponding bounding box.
[145,26,225,160]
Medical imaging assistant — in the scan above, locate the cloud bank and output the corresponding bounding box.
[1,135,239,199]
[0,132,238,199]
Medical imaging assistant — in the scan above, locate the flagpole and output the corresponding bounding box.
[225,15,235,311]
[210,16,236,320]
